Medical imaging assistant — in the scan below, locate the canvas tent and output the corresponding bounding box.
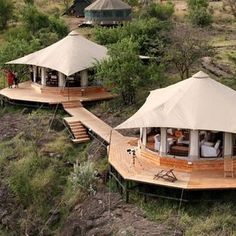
[7,31,108,76]
[116,71,236,134]
[84,0,131,25]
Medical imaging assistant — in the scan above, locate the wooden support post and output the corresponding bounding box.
[125,180,129,203]
[224,132,232,158]
[58,72,66,87]
[189,130,199,160]
[160,128,167,156]
[33,65,37,83]
[80,70,88,87]
[142,128,147,147]
[41,67,46,86]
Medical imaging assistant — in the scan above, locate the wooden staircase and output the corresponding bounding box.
[63,101,90,143]
[65,120,90,143]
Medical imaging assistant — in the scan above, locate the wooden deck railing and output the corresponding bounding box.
[141,148,236,173]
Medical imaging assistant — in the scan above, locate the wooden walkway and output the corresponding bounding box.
[64,106,124,144]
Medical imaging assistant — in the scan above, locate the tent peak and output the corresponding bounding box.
[192,71,210,79]
[68,30,80,36]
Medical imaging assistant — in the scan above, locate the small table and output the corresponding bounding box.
[170,145,189,156]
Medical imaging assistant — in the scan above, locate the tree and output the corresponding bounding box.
[166,25,214,80]
[95,38,144,105]
[93,18,171,57]
[0,0,14,30]
[21,5,68,36]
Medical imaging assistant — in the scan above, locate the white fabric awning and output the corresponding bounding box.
[6,31,108,76]
[116,71,236,133]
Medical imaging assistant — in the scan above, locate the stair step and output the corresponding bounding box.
[74,134,90,139]
[71,127,86,131]
[72,137,90,143]
[68,121,83,125]
[73,133,88,137]
[69,125,84,129]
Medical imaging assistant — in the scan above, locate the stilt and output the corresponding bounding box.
[125,180,130,203]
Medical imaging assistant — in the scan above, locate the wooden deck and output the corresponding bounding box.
[1,81,236,190]
[60,106,236,190]
[0,81,115,104]
[109,142,236,190]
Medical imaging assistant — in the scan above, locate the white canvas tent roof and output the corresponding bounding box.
[116,71,236,133]
[85,0,131,10]
[6,31,108,76]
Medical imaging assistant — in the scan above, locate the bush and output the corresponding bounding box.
[21,5,50,33]
[93,18,171,56]
[187,0,212,26]
[143,2,174,21]
[0,0,14,30]
[69,161,97,195]
[21,5,68,36]
[188,7,212,26]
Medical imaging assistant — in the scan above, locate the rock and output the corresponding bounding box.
[117,227,135,236]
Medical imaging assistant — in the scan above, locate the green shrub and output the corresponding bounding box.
[187,0,209,9]
[21,5,50,33]
[143,2,174,21]
[0,0,14,30]
[188,7,212,26]
[21,5,68,36]
[93,18,171,57]
[69,161,97,194]
[187,0,212,26]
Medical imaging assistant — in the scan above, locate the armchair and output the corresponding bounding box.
[201,140,221,157]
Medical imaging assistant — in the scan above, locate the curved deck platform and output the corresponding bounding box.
[0,81,115,104]
[109,142,236,190]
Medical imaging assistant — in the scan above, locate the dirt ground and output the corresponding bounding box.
[0,112,28,141]
[60,187,181,236]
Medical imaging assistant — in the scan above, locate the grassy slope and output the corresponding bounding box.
[0,105,91,235]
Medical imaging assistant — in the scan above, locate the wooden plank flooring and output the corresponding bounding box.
[0,81,115,104]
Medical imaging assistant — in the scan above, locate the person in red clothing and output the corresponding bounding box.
[7,70,14,88]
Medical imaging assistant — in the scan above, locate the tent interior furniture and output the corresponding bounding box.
[201,140,221,157]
